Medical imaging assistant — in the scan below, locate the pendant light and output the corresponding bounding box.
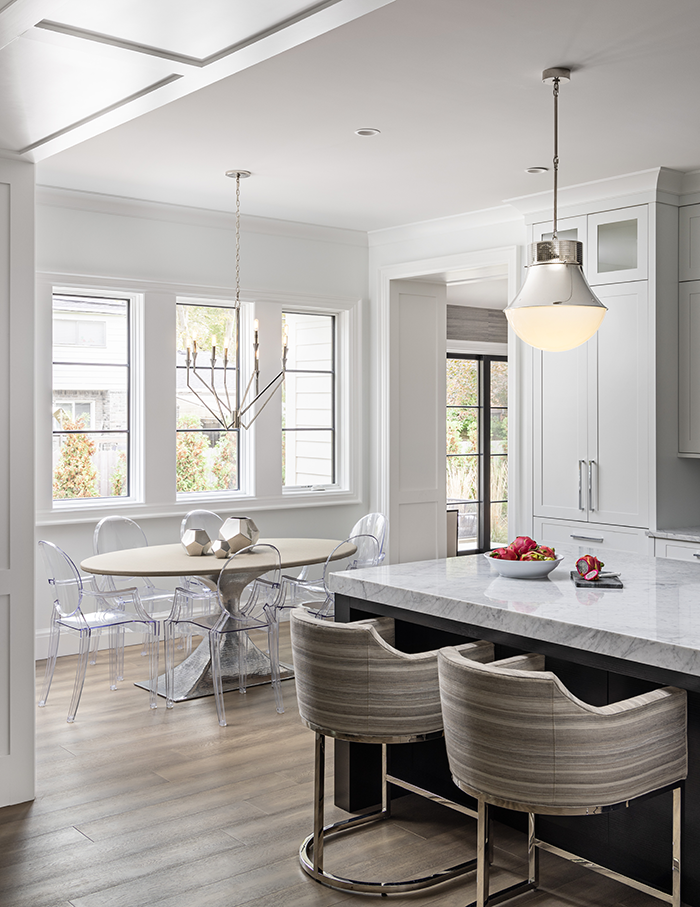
[504,68,607,352]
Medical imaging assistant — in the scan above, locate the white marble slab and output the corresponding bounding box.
[647,526,700,543]
[328,544,700,679]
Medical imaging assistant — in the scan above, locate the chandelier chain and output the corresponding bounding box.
[235,173,241,306]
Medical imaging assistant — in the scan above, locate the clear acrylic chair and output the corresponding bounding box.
[165,543,284,726]
[38,540,159,723]
[178,509,223,654]
[93,515,174,657]
[281,533,381,617]
[281,513,387,609]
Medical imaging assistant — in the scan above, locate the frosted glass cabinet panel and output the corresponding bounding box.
[587,206,648,284]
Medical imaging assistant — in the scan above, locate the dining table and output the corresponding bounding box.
[81,537,356,701]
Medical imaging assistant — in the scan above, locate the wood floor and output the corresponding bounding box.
[0,627,672,907]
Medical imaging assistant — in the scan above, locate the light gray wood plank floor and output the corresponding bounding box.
[0,626,673,907]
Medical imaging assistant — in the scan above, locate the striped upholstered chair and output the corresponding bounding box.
[289,608,494,895]
[438,648,688,907]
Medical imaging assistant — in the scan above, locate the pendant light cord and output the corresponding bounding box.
[235,172,241,306]
[552,76,560,240]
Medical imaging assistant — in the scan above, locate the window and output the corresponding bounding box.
[446,354,507,553]
[52,294,130,501]
[176,301,239,494]
[282,312,336,488]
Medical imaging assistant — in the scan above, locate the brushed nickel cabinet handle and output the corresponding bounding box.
[570,534,604,543]
[578,460,585,511]
[588,459,595,512]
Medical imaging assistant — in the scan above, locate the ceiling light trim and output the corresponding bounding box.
[36,0,348,69]
[18,74,182,155]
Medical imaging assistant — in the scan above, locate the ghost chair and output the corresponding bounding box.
[38,540,159,723]
[177,509,224,654]
[93,515,174,658]
[280,533,380,618]
[165,543,284,726]
[437,647,688,907]
[281,512,387,609]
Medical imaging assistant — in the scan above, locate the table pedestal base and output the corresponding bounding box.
[136,633,293,700]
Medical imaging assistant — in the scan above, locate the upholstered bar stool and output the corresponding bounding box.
[437,647,688,907]
[289,608,495,895]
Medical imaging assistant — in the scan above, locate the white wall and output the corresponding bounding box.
[34,189,370,658]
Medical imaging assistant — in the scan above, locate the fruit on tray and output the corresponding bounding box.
[576,554,604,581]
[489,537,557,561]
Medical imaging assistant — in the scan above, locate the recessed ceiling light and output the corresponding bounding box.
[526,166,548,174]
[355,127,381,137]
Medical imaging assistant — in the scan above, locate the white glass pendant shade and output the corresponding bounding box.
[505,240,607,352]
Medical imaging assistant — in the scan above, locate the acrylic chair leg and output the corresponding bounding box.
[164,621,175,708]
[476,799,490,907]
[239,630,249,695]
[210,631,227,727]
[67,632,91,723]
[108,626,120,690]
[268,621,284,714]
[147,622,158,709]
[381,743,391,817]
[89,628,101,665]
[39,623,61,707]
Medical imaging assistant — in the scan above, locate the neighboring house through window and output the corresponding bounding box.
[52,293,131,501]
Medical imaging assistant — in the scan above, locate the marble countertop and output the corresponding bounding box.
[647,527,700,543]
[328,544,700,679]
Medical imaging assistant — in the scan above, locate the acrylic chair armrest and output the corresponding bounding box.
[166,587,200,621]
[82,586,153,622]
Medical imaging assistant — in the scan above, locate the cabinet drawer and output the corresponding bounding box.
[654,538,700,562]
[533,518,652,556]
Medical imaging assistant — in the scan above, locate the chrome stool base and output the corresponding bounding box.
[299,733,481,896]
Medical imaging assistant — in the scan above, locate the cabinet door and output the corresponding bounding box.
[679,281,700,455]
[679,204,700,281]
[589,282,649,527]
[587,206,648,285]
[533,344,588,521]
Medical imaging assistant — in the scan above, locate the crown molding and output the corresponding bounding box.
[367,204,521,248]
[36,185,368,247]
[506,168,687,222]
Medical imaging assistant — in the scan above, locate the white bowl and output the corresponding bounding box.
[483,552,564,579]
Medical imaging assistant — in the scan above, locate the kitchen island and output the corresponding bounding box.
[328,545,700,904]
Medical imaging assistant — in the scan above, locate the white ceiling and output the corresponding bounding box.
[4,0,700,231]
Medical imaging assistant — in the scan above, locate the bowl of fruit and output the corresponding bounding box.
[484,537,564,579]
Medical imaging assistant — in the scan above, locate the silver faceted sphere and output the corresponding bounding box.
[218,516,259,553]
[210,538,231,559]
[181,528,212,557]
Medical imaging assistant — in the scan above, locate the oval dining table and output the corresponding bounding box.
[81,537,356,702]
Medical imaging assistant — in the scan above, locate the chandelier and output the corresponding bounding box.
[504,68,607,352]
[184,170,287,430]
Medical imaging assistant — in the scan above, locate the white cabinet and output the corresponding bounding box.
[533,281,649,529]
[679,204,700,281]
[534,518,653,556]
[654,537,700,562]
[586,206,648,284]
[679,281,700,456]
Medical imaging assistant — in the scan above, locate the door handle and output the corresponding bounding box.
[588,460,595,512]
[578,460,586,511]
[570,534,604,543]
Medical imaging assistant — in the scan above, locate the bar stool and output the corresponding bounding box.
[437,647,688,907]
[289,608,494,895]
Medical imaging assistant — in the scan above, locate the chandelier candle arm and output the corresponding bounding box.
[504,67,607,353]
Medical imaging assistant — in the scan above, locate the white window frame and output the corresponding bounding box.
[46,283,143,513]
[36,276,361,526]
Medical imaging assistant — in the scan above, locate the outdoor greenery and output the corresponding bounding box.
[176,414,238,493]
[110,451,128,497]
[446,358,508,546]
[53,413,99,500]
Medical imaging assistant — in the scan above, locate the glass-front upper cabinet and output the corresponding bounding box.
[586,205,648,284]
